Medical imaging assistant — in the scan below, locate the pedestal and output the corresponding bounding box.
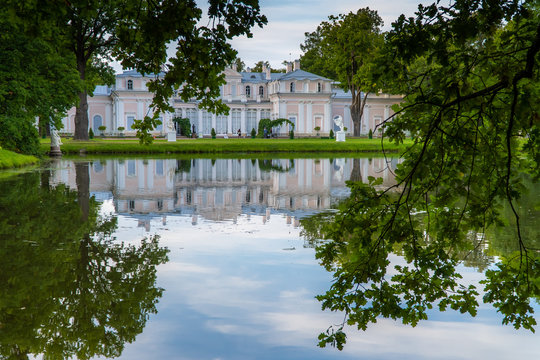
[49,146,62,157]
[167,131,176,142]
[336,131,346,142]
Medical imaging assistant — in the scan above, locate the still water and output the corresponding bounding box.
[0,157,537,360]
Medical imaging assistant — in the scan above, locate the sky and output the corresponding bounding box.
[229,0,434,70]
[110,0,435,73]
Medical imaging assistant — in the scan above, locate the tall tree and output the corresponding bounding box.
[300,8,384,136]
[307,0,540,349]
[9,0,266,141]
[0,2,81,154]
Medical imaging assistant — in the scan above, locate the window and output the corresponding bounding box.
[127,115,135,130]
[290,82,295,92]
[259,86,264,96]
[127,80,133,90]
[246,85,251,98]
[155,160,164,176]
[232,109,241,133]
[127,160,136,176]
[318,82,322,92]
[216,114,227,134]
[93,115,102,132]
[246,110,257,134]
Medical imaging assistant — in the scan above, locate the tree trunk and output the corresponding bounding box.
[75,162,90,221]
[350,91,368,137]
[74,58,89,140]
[350,158,362,182]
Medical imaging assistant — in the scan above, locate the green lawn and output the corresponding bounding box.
[0,149,39,169]
[39,137,413,155]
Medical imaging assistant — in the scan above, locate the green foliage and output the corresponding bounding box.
[0,114,40,155]
[300,8,385,136]
[98,126,106,132]
[257,118,294,138]
[117,127,125,131]
[329,129,334,139]
[0,168,169,358]
[88,128,94,139]
[308,0,540,350]
[368,129,373,139]
[289,130,294,139]
[211,127,216,139]
[250,128,256,138]
[0,149,38,169]
[3,1,267,142]
[131,114,161,145]
[173,117,191,137]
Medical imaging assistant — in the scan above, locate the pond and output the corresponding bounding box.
[0,157,538,360]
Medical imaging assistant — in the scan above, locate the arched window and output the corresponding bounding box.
[127,79,133,90]
[93,114,102,132]
[318,82,322,92]
[245,85,251,98]
[259,86,264,96]
[290,82,295,92]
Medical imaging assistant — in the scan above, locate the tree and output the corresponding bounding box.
[0,2,82,154]
[300,8,385,137]
[233,57,246,72]
[251,60,270,72]
[306,0,540,350]
[0,166,169,359]
[7,1,266,142]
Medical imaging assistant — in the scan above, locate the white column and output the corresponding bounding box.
[240,109,246,134]
[212,113,216,132]
[198,109,203,134]
[363,105,370,135]
[227,111,232,135]
[307,102,313,134]
[324,101,331,132]
[147,160,154,190]
[118,101,125,128]
[138,160,145,190]
[384,105,390,121]
[117,161,125,190]
[298,101,304,133]
[137,100,144,120]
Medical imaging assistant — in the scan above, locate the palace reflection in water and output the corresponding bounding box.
[50,157,399,230]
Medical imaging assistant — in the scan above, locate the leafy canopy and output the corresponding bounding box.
[306,0,540,350]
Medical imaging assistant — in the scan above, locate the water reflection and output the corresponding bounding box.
[0,168,168,360]
[49,157,399,227]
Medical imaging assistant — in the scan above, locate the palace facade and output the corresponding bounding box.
[61,60,401,137]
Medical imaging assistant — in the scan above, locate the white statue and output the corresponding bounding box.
[333,115,344,132]
[167,120,175,132]
[51,129,62,147]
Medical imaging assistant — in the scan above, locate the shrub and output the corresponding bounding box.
[117,126,125,131]
[173,117,191,137]
[368,129,373,139]
[0,114,40,155]
[329,129,334,139]
[289,130,294,139]
[211,128,216,139]
[250,128,256,138]
[98,125,106,132]
[89,128,94,139]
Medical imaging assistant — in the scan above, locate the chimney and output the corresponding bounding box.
[294,59,300,71]
[265,65,271,80]
[246,67,251,73]
[286,61,293,73]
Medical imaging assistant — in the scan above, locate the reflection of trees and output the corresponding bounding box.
[301,178,538,350]
[0,166,169,359]
[258,159,294,173]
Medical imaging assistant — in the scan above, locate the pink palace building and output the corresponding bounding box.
[61,60,401,137]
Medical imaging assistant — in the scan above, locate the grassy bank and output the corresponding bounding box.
[40,137,412,155]
[0,149,39,169]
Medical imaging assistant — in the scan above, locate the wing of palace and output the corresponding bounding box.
[61,60,402,137]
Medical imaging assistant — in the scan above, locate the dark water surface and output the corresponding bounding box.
[0,157,537,360]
